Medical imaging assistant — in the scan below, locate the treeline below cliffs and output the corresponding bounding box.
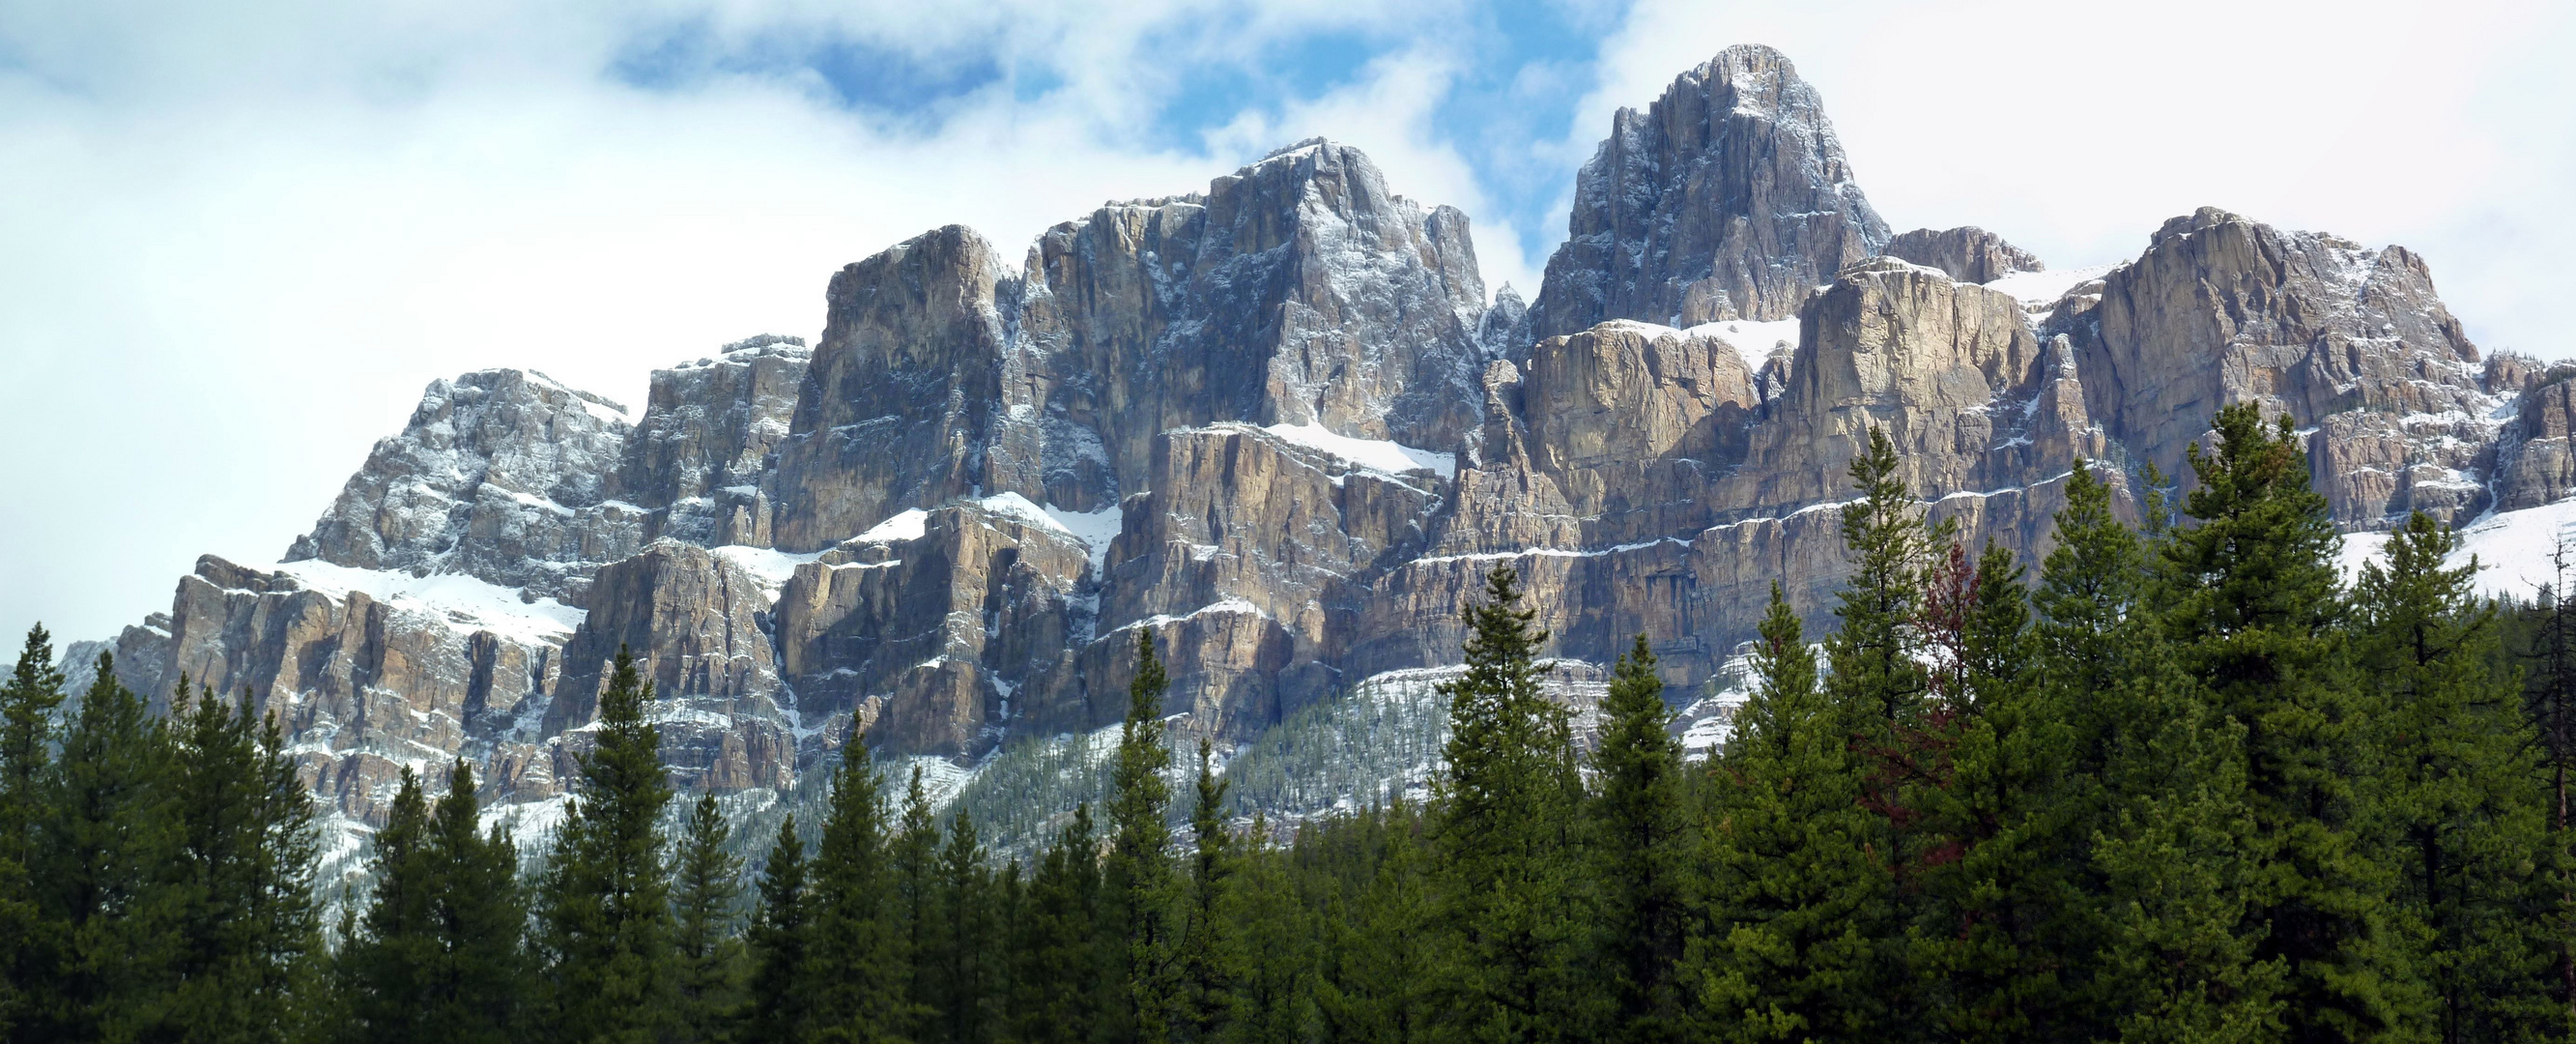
[9,402,2576,1044]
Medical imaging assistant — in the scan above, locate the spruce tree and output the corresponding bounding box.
[157,683,321,1043]
[1692,582,1888,1042]
[810,742,913,1044]
[930,808,999,1044]
[1588,634,1690,1043]
[896,765,941,1036]
[1010,804,1101,1044]
[2161,404,2412,1037]
[0,624,66,1039]
[342,767,439,1043]
[1106,629,1180,1044]
[30,657,178,1044]
[1315,799,1435,1044]
[1431,565,1589,1044]
[1227,815,1316,1044]
[673,793,746,1044]
[744,815,813,1044]
[2355,511,2554,1039]
[1179,740,1240,1043]
[429,759,530,1043]
[537,646,679,1044]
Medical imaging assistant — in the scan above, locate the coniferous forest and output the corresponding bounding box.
[12,404,2576,1043]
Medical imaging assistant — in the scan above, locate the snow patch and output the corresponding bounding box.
[268,560,583,645]
[1681,317,1803,372]
[1036,504,1123,575]
[1985,264,2116,308]
[856,508,928,544]
[1259,422,1456,478]
[2340,497,2576,600]
[711,545,823,601]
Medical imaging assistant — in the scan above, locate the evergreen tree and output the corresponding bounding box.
[1179,740,1240,1043]
[341,767,439,1043]
[1105,630,1180,1044]
[745,816,814,1044]
[1315,800,1435,1044]
[810,743,913,1044]
[2355,511,2554,1039]
[29,657,178,1044]
[537,646,679,1044]
[2161,404,2412,1038]
[2524,542,2576,1020]
[428,759,530,1043]
[1587,634,1689,1043]
[1432,565,1589,1044]
[1692,582,1888,1042]
[157,683,321,1043]
[1228,815,1315,1044]
[896,765,941,1037]
[1010,804,1102,1044]
[673,793,747,1044]
[930,808,999,1044]
[0,624,67,1038]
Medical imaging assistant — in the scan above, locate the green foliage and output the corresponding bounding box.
[744,815,814,1044]
[673,794,746,1044]
[1433,565,1590,1044]
[537,646,679,1044]
[341,761,526,1044]
[1587,635,1689,1043]
[1106,629,1182,1044]
[810,743,913,1044]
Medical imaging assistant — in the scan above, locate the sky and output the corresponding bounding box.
[3,0,2570,643]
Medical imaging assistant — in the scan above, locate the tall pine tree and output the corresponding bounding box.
[745,815,814,1044]
[1432,566,1590,1044]
[673,793,746,1044]
[538,646,679,1044]
[29,657,178,1044]
[0,624,67,1039]
[1588,634,1690,1043]
[1106,630,1180,1044]
[810,741,913,1044]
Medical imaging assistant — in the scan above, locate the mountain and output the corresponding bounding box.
[72,44,2561,856]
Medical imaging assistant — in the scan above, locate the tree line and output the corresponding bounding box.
[5,402,2576,1042]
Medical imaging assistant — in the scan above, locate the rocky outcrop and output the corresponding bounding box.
[285,369,644,603]
[1529,44,1890,336]
[774,500,1093,757]
[2067,207,2496,527]
[772,140,1489,551]
[1884,226,2043,284]
[623,335,812,549]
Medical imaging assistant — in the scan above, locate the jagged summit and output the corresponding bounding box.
[1529,44,1891,338]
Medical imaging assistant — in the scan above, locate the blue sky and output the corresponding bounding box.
[2,0,2571,640]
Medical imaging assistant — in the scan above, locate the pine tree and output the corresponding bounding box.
[155,682,320,1043]
[673,793,746,1044]
[1588,634,1690,1043]
[2355,511,2554,1039]
[2160,404,2412,1038]
[537,646,679,1044]
[0,624,67,1039]
[29,656,178,1044]
[1432,565,1589,1044]
[810,743,913,1044]
[930,808,999,1044]
[429,760,530,1043]
[744,816,813,1044]
[1315,799,1435,1044]
[342,767,439,1044]
[1692,582,1889,1042]
[1179,740,1240,1043]
[896,765,941,1037]
[2525,541,2576,1021]
[1010,803,1102,1044]
[1228,815,1315,1044]
[1105,629,1180,1044]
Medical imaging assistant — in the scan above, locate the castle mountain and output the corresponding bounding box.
[70,44,2559,853]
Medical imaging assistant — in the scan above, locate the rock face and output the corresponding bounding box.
[1529,44,1891,336]
[622,335,811,549]
[772,139,1489,550]
[2062,207,2497,528]
[83,48,2557,847]
[1884,226,2043,284]
[286,369,644,602]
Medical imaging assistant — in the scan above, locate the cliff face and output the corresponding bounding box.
[1529,44,1891,336]
[82,47,2559,844]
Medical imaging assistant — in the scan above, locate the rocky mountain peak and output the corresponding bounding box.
[1529,44,1891,338]
[1884,226,2044,283]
